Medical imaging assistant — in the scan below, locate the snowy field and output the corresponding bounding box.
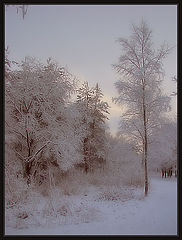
[5,177,177,236]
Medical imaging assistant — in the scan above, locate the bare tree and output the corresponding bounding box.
[113,20,171,196]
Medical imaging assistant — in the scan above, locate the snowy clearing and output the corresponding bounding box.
[5,177,177,235]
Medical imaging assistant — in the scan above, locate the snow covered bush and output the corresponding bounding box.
[97,187,134,202]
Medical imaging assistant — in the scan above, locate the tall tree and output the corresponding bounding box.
[5,57,77,185]
[76,82,94,173]
[89,83,110,169]
[76,82,109,172]
[113,20,171,196]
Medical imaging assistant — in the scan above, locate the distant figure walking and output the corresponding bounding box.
[161,167,174,178]
[161,168,167,178]
[161,169,164,178]
[174,165,177,177]
[167,168,172,177]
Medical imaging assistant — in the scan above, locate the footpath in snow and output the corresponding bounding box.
[5,177,177,235]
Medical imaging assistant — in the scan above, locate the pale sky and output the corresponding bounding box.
[5,5,177,135]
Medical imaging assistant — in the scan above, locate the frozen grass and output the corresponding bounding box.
[5,176,177,235]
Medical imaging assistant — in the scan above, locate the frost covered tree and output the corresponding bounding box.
[113,20,171,196]
[89,83,110,169]
[5,57,79,186]
[148,119,177,172]
[76,82,109,173]
[76,82,93,173]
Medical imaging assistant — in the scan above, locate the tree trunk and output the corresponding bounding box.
[144,139,148,196]
[141,141,144,166]
[24,129,32,184]
[83,137,89,173]
[142,80,148,196]
[143,104,148,196]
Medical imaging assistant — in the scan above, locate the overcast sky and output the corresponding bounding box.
[5,5,177,135]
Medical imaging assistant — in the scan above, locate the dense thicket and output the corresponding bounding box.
[5,56,111,203]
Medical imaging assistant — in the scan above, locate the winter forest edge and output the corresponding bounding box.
[4,5,177,235]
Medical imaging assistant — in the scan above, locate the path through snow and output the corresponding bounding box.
[5,177,177,235]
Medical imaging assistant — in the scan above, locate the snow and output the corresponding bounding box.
[5,177,177,235]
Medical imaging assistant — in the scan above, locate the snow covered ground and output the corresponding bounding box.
[5,176,177,235]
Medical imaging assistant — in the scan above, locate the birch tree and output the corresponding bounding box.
[113,20,171,196]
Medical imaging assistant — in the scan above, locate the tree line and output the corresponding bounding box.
[5,56,109,189]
